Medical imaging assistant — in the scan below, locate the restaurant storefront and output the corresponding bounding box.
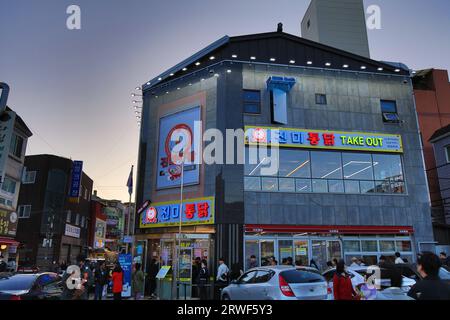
[244,225,415,271]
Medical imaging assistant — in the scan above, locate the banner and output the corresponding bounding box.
[119,253,132,298]
[69,160,83,199]
[140,197,214,229]
[245,126,403,153]
[157,106,201,189]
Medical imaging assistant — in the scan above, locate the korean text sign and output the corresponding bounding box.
[245,126,403,153]
[140,197,214,228]
[69,160,83,198]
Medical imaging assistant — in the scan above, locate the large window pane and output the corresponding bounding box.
[278,240,293,263]
[375,180,392,193]
[245,240,259,270]
[373,154,403,181]
[344,240,361,252]
[395,240,412,252]
[342,153,374,180]
[312,179,327,193]
[244,147,277,177]
[328,180,344,193]
[344,180,360,194]
[361,240,377,252]
[261,177,278,191]
[311,151,342,179]
[360,181,375,193]
[279,149,311,178]
[261,240,275,266]
[294,240,309,266]
[379,240,395,252]
[244,176,261,191]
[279,178,295,192]
[296,179,312,192]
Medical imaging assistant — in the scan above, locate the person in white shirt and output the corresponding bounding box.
[394,252,404,264]
[215,257,229,300]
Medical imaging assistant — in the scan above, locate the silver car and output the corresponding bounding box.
[221,266,328,300]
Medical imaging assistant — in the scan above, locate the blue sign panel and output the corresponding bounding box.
[140,197,214,229]
[156,106,201,189]
[69,161,83,198]
[119,253,132,298]
[245,126,403,153]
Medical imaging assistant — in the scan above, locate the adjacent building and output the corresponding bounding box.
[301,0,370,58]
[0,107,32,267]
[16,155,93,268]
[135,24,434,296]
[413,69,450,245]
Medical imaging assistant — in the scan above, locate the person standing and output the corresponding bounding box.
[132,263,145,300]
[77,255,90,300]
[333,260,357,300]
[408,252,450,300]
[248,255,258,269]
[394,252,404,264]
[440,252,450,267]
[215,257,229,300]
[94,261,107,300]
[147,259,159,299]
[112,263,124,300]
[197,260,209,300]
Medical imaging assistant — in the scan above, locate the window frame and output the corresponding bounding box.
[243,89,262,114]
[23,170,36,184]
[445,145,450,164]
[18,205,32,218]
[315,93,327,105]
[9,133,25,159]
[1,176,17,194]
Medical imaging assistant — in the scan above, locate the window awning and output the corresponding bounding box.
[0,237,20,246]
[244,225,414,235]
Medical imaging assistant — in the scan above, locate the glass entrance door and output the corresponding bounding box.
[311,239,342,271]
[294,240,309,266]
[260,239,275,266]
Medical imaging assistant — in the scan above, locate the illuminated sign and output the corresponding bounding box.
[157,106,201,189]
[140,197,214,229]
[245,126,403,153]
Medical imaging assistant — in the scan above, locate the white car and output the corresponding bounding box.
[322,266,416,300]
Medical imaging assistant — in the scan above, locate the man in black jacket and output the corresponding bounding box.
[408,252,450,300]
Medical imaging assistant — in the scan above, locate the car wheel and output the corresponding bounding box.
[222,294,230,301]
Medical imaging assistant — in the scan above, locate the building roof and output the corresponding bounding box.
[429,124,450,143]
[143,28,410,92]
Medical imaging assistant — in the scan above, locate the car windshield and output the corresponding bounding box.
[0,275,36,291]
[281,270,325,283]
[439,268,450,280]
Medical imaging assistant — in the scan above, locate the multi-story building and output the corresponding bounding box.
[301,0,371,58]
[0,107,32,267]
[134,26,434,297]
[413,69,450,245]
[103,199,126,252]
[89,191,108,253]
[16,155,93,269]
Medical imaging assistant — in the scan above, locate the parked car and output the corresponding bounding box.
[221,266,328,300]
[0,272,63,300]
[16,265,40,274]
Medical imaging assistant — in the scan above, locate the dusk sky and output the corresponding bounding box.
[1,0,449,202]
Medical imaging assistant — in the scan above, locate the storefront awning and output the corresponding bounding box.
[244,225,414,235]
[0,237,20,246]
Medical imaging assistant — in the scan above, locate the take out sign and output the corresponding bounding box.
[245,126,403,153]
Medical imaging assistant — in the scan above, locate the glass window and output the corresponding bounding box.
[66,210,71,223]
[18,205,31,218]
[296,179,311,192]
[75,214,80,226]
[23,170,36,184]
[244,176,261,191]
[245,240,259,270]
[1,176,16,194]
[361,240,377,252]
[254,270,274,283]
[279,178,295,192]
[381,100,397,113]
[379,240,395,252]
[344,180,360,194]
[395,240,412,252]
[260,240,275,266]
[243,90,261,114]
[261,177,278,191]
[9,134,24,158]
[315,94,327,105]
[360,181,375,193]
[373,154,403,181]
[344,240,361,252]
[278,240,293,263]
[280,270,324,283]
[445,146,450,163]
[375,180,391,193]
[278,150,310,178]
[244,147,275,177]
[239,271,257,284]
[342,153,374,180]
[328,180,344,193]
[312,179,327,193]
[311,151,342,179]
[294,240,309,266]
